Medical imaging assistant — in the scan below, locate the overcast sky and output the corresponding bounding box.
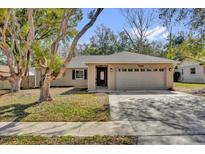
[77,8,187,44]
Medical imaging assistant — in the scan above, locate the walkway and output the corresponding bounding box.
[0,121,135,137]
[1,120,205,137]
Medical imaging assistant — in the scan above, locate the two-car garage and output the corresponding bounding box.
[85,52,174,90]
[115,67,166,90]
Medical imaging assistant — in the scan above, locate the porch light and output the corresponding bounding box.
[110,68,113,72]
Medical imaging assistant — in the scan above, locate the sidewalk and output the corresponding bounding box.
[0,121,135,137]
[1,121,205,144]
[1,120,205,137]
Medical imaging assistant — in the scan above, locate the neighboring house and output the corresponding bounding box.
[176,58,205,83]
[35,51,175,90]
[0,65,36,89]
[0,65,11,89]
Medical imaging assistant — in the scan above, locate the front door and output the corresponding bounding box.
[96,67,107,87]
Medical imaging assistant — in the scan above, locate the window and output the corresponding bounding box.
[147,68,152,72]
[190,68,196,74]
[100,71,104,80]
[122,68,127,72]
[128,68,133,72]
[140,68,145,72]
[182,69,184,75]
[72,69,86,80]
[153,68,158,72]
[159,68,164,72]
[75,70,84,79]
[134,68,139,72]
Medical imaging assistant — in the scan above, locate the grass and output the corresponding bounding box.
[174,82,205,93]
[0,136,136,145]
[0,88,110,122]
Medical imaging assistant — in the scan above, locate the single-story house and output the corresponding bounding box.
[175,58,205,83]
[35,51,175,90]
[0,65,36,89]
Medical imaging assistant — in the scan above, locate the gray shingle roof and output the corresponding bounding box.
[67,51,175,68]
[177,57,205,67]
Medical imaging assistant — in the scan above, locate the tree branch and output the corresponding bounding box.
[24,8,35,76]
[123,27,137,50]
[36,28,55,40]
[51,9,77,55]
[54,8,103,79]
[0,74,10,80]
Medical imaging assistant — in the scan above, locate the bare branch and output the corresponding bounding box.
[122,9,155,53]
[123,27,137,50]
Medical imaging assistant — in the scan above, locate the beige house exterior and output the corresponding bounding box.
[35,52,175,90]
[87,63,174,90]
[35,68,88,88]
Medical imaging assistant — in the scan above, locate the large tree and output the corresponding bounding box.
[159,8,205,34]
[121,8,156,53]
[158,9,205,60]
[33,8,103,102]
[116,31,133,52]
[0,9,34,92]
[162,33,205,60]
[81,24,118,55]
[80,24,163,56]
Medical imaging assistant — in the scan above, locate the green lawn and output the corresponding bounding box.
[0,88,110,122]
[0,136,136,145]
[174,82,205,93]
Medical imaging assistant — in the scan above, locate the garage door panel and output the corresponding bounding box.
[116,70,166,90]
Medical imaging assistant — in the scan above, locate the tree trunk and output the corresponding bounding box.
[10,77,22,92]
[139,39,144,54]
[169,32,172,48]
[38,74,53,102]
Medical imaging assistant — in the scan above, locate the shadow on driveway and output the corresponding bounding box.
[113,95,205,133]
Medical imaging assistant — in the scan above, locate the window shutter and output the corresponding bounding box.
[72,70,75,80]
[84,69,87,80]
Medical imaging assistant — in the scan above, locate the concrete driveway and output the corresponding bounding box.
[109,90,205,144]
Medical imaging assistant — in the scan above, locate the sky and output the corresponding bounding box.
[77,8,187,44]
[78,8,126,43]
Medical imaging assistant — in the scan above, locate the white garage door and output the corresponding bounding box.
[116,68,166,90]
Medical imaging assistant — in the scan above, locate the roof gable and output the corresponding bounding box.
[67,51,175,68]
[178,57,205,67]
